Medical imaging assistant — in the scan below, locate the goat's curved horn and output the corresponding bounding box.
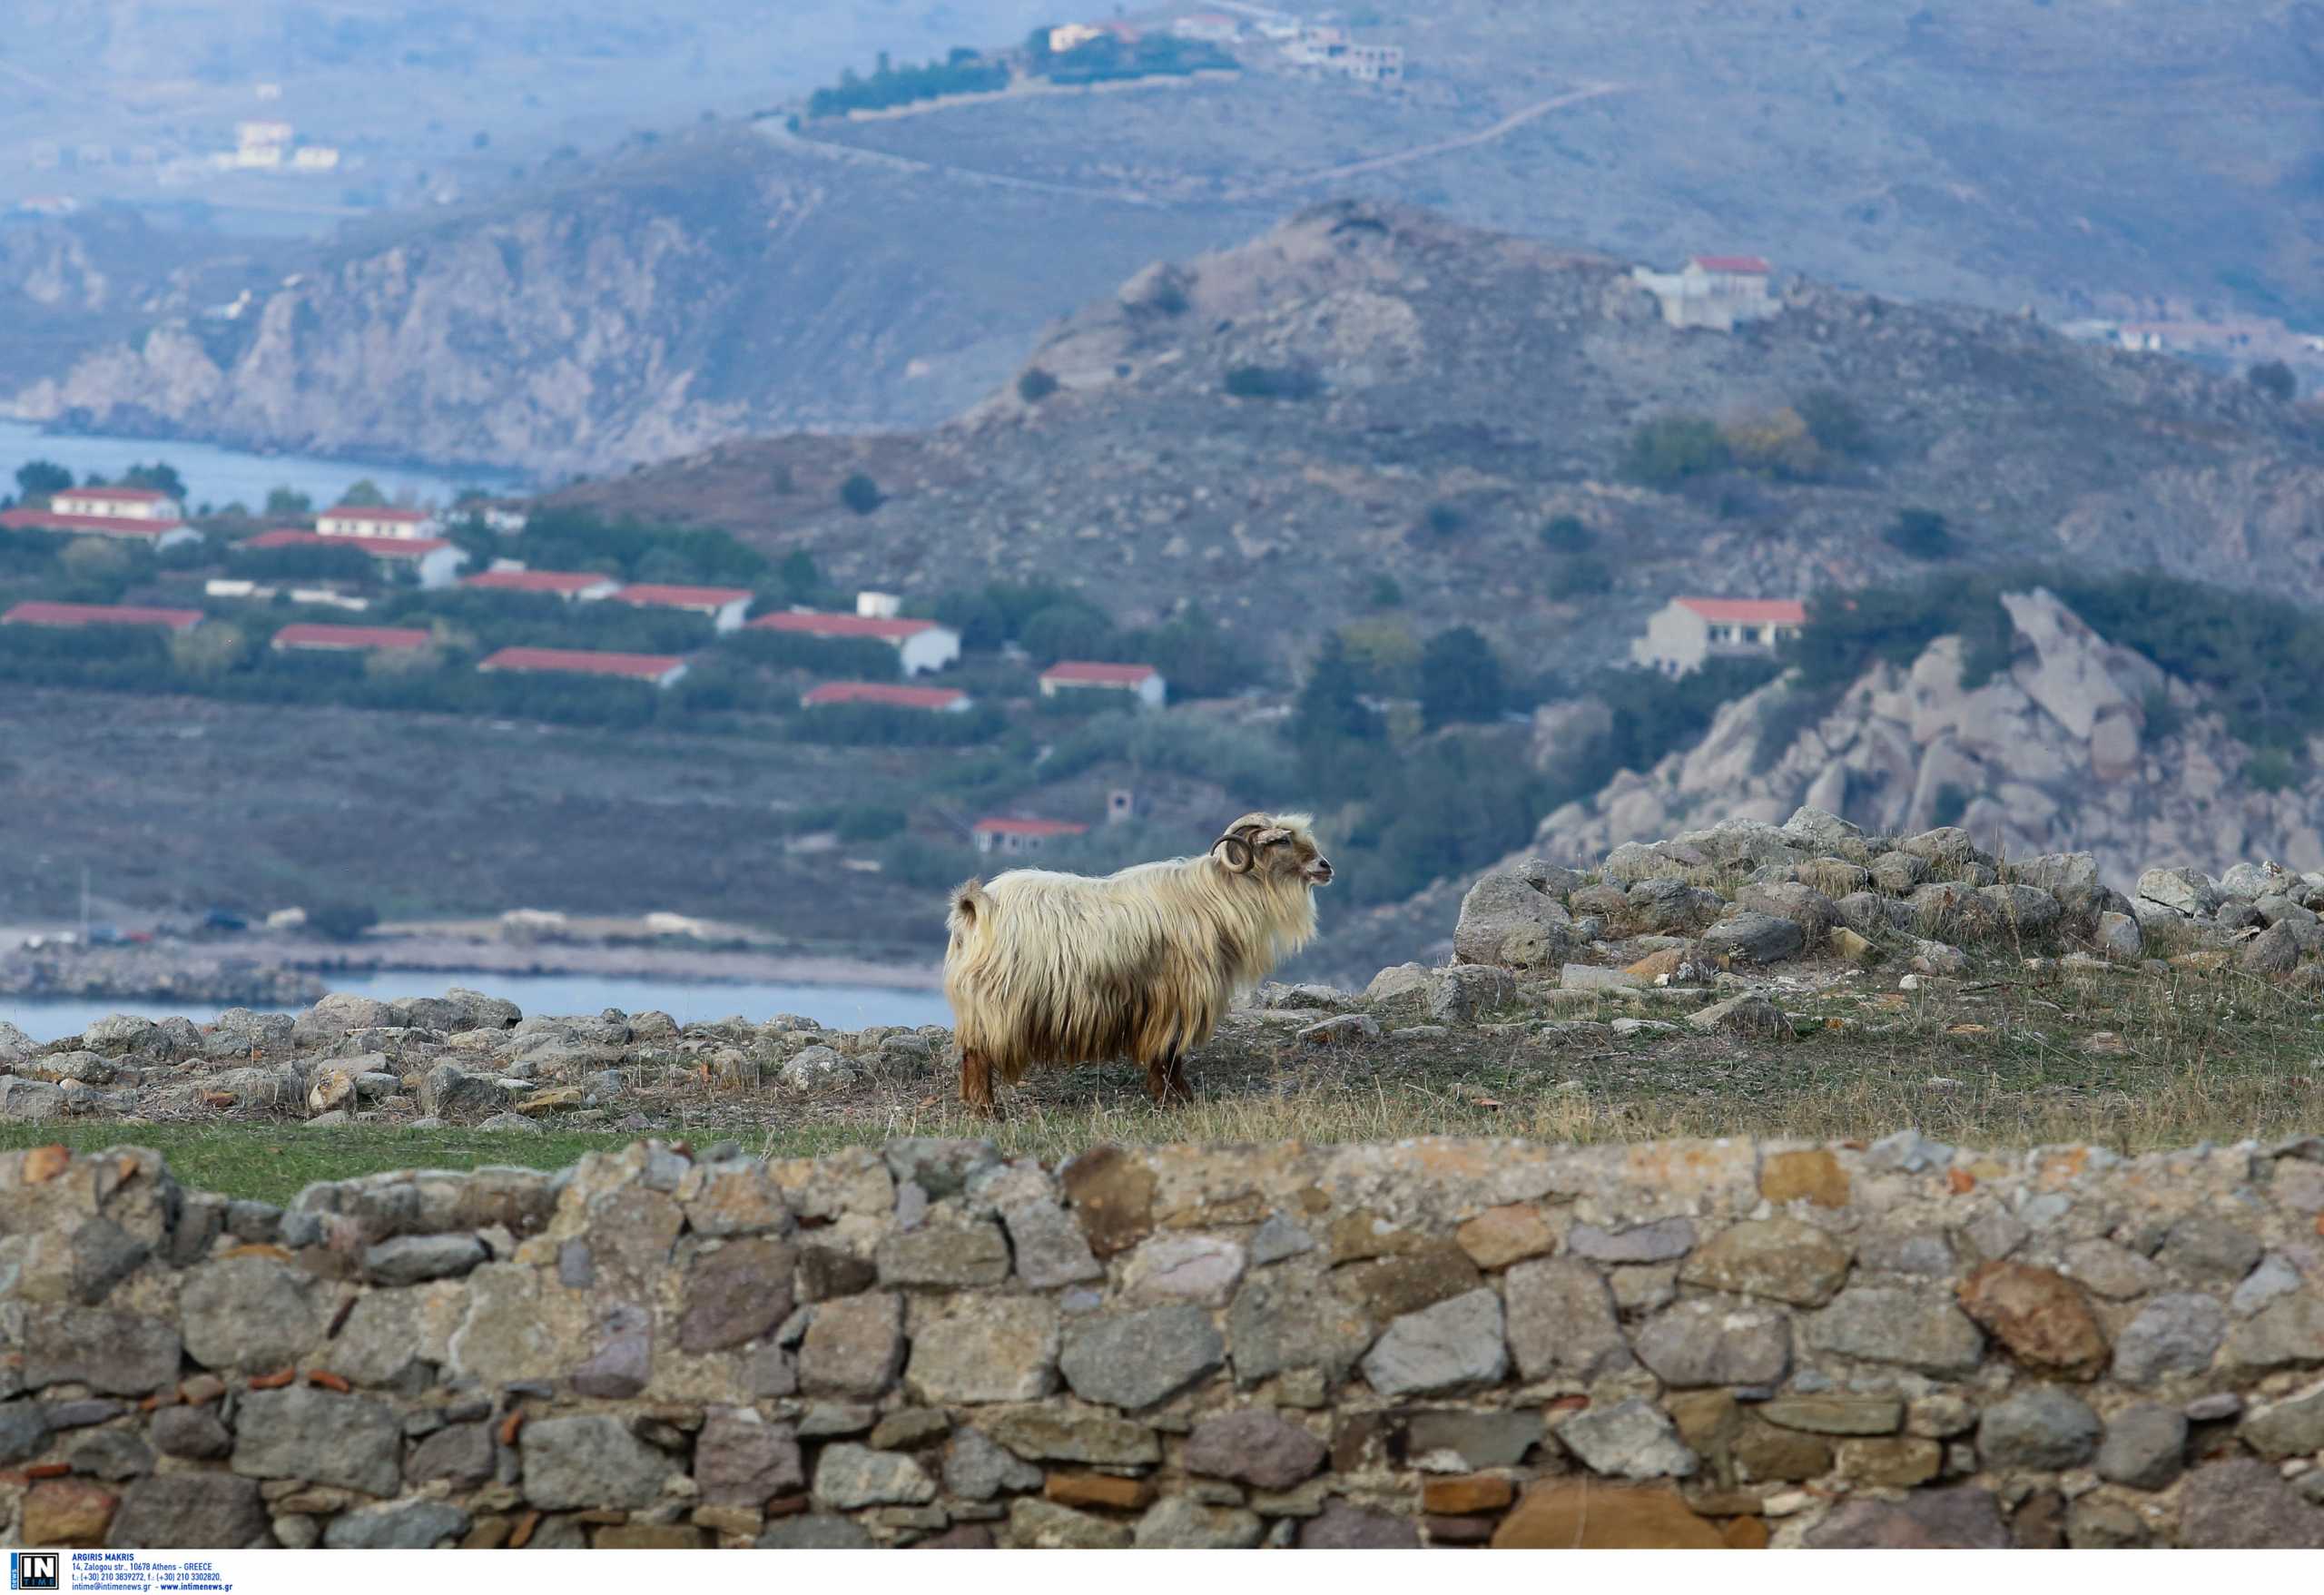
[1254,826,1293,847]
[1213,834,1256,872]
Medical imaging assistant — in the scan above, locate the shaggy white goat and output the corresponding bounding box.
[942,812,1334,1113]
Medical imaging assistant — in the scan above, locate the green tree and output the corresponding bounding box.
[306,901,379,941]
[1883,507,1954,560]
[14,460,71,501]
[121,461,187,499]
[777,548,822,603]
[2250,360,2298,401]
[1620,415,1729,487]
[1019,601,1118,663]
[1295,632,1383,744]
[1541,515,1593,553]
[1368,574,1403,608]
[839,473,883,515]
[1797,389,1870,458]
[1547,553,1614,598]
[1419,625,1507,729]
[933,588,1009,651]
[168,622,251,681]
[339,478,389,507]
[1128,604,1256,700]
[264,486,313,518]
[1017,367,1060,403]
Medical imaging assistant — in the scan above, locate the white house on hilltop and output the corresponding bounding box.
[51,487,182,521]
[317,504,443,540]
[1630,255,1781,331]
[1631,596,1806,677]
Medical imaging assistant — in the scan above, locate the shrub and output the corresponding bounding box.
[1223,364,1322,401]
[1419,625,1507,729]
[839,474,884,515]
[1720,407,1824,479]
[1019,601,1120,664]
[15,460,71,500]
[1368,574,1404,608]
[2141,687,2185,744]
[1017,368,1060,403]
[2250,360,2298,401]
[1797,389,1871,458]
[836,804,908,842]
[306,901,379,941]
[1123,604,1259,699]
[2244,746,2299,793]
[1620,414,1729,487]
[263,486,312,517]
[1421,502,1467,537]
[1540,515,1594,553]
[169,623,251,681]
[1930,783,1971,829]
[339,479,389,507]
[1547,553,1614,598]
[1883,507,1955,560]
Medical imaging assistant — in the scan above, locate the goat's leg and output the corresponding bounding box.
[1144,1050,1194,1108]
[960,1049,1004,1119]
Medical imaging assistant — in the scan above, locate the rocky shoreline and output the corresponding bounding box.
[0,947,327,1009]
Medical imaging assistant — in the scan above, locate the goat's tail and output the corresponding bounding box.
[946,878,994,954]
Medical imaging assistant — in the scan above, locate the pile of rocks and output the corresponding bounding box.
[0,989,949,1127]
[5,1131,2322,1550]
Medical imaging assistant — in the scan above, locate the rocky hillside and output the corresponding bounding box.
[559,202,2324,683]
[1533,588,2324,891]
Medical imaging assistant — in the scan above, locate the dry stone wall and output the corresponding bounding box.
[6,1129,2324,1550]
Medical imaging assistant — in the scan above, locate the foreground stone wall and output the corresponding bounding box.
[5,1131,2323,1551]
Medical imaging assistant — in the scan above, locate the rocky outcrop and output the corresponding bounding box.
[6,1129,2322,1550]
[1537,589,2324,889]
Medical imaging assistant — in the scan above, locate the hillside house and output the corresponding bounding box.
[1039,660,1167,709]
[316,504,442,540]
[242,529,467,590]
[2,601,204,633]
[1283,25,1403,83]
[0,506,200,550]
[460,568,621,601]
[973,817,1090,856]
[1630,596,1807,677]
[801,682,971,713]
[50,487,182,521]
[611,583,754,632]
[746,611,962,676]
[478,646,688,689]
[270,623,432,655]
[1049,23,1107,50]
[1630,256,1781,331]
[856,590,902,619]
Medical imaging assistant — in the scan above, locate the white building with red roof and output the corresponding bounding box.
[50,486,182,521]
[611,583,755,632]
[242,528,467,589]
[461,567,620,601]
[746,610,961,676]
[270,623,433,655]
[0,505,201,550]
[801,682,971,713]
[1039,660,1167,710]
[2,601,205,633]
[477,646,688,688]
[1630,254,1780,331]
[1631,596,1807,677]
[316,504,442,540]
[972,817,1090,857]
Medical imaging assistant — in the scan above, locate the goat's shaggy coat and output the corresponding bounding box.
[943,812,1331,1112]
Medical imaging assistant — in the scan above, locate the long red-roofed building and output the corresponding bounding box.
[3,601,204,633]
[746,609,960,675]
[1039,659,1167,710]
[461,568,621,601]
[477,646,688,688]
[241,528,467,589]
[271,623,434,655]
[611,583,755,632]
[1631,596,1807,678]
[317,504,442,540]
[0,507,200,550]
[800,681,970,713]
[972,816,1089,857]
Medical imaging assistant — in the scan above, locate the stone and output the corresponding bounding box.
[679,1236,796,1354]
[868,1409,950,1451]
[569,1300,653,1400]
[695,1410,803,1505]
[1632,1299,1790,1387]
[180,1255,324,1371]
[1975,1386,2100,1470]
[754,1514,874,1549]
[1059,1304,1224,1410]
[944,1428,1042,1500]
[2095,911,2142,958]
[2060,1237,2165,1299]
[908,1295,1060,1404]
[1005,1499,1132,1550]
[232,1387,403,1497]
[983,1407,1159,1467]
[365,1233,488,1286]
[1555,1397,1697,1481]
[1426,963,1518,1022]
[0,1076,65,1120]
[521,1414,676,1510]
[2241,1382,2324,1460]
[1561,962,1641,992]
[151,1404,232,1461]
[1403,1409,1544,1471]
[1297,1013,1382,1045]
[1455,865,1575,971]
[1956,1261,2109,1378]
[878,1221,1009,1286]
[1455,1205,1555,1267]
[1248,1214,1316,1265]
[1181,1408,1326,1490]
[419,1062,511,1118]
[800,1292,903,1400]
[1505,1256,1633,1380]
[2136,866,2221,918]
[1834,1436,1942,1488]
[1678,1218,1852,1306]
[796,1245,879,1303]
[1421,1474,1514,1514]
[2234,1255,2305,1316]
[2112,1293,2226,1383]
[107,1474,269,1550]
[778,1045,857,1091]
[1760,1149,1850,1207]
[1334,1241,1483,1320]
[1567,1216,1697,1263]
[2160,1215,2264,1283]
[1361,1288,1507,1397]
[1226,1271,1375,1386]
[1756,1394,1904,1435]
[407,1422,495,1489]
[1733,1418,1831,1482]
[1736,881,1839,944]
[24,1309,181,1395]
[1121,1233,1247,1306]
[1804,1486,2009,1549]
[813,1442,938,1509]
[2225,1295,2324,1371]
[1806,1287,1984,1375]
[2095,1403,2187,1489]
[2178,1458,2324,1549]
[1134,1497,1265,1549]
[1002,1199,1103,1289]
[1490,1482,1724,1549]
[25,1478,117,1545]
[1042,1472,1152,1511]
[1299,1500,1422,1549]
[322,1500,471,1549]
[1978,883,2063,936]
[1702,911,1805,964]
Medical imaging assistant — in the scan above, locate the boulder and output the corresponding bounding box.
[1452,864,1574,972]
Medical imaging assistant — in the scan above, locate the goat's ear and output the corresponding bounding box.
[1213,836,1255,872]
